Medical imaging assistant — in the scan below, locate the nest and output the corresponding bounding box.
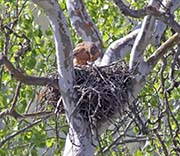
[39,60,132,123]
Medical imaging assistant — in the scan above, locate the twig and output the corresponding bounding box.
[154,129,169,156]
[0,118,43,148]
[9,82,21,112]
[22,111,53,118]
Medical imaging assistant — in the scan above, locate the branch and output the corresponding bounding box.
[112,0,147,18]
[66,0,103,52]
[22,111,53,118]
[126,0,159,99]
[129,33,180,98]
[0,53,58,89]
[129,15,155,69]
[113,0,180,33]
[0,82,22,118]
[100,28,140,66]
[9,82,21,112]
[0,119,43,148]
[147,33,180,70]
[129,0,160,70]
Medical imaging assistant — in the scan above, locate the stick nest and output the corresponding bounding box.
[39,60,132,123]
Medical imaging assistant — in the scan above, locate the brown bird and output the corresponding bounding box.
[73,42,100,66]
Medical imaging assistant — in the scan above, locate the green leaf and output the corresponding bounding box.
[134,150,144,156]
[46,138,55,148]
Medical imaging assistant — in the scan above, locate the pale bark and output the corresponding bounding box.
[147,33,180,70]
[100,28,140,66]
[66,0,103,51]
[64,118,96,156]
[100,0,180,151]
[150,0,180,45]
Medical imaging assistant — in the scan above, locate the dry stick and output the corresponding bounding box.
[0,110,8,118]
[0,82,21,118]
[167,44,180,93]
[17,0,29,17]
[152,56,179,155]
[9,82,21,112]
[0,53,59,89]
[3,30,10,55]
[8,82,22,118]
[22,111,53,118]
[0,110,53,119]
[0,118,42,148]
[0,66,3,88]
[0,111,52,121]
[163,77,179,149]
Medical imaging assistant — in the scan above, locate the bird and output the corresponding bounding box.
[73,42,100,66]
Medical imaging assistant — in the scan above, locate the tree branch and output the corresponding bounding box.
[147,33,180,70]
[129,0,159,70]
[0,53,58,89]
[100,28,140,66]
[32,0,74,96]
[66,0,103,52]
[123,1,159,98]
[0,118,43,148]
[113,0,147,18]
[113,0,180,33]
[129,15,155,69]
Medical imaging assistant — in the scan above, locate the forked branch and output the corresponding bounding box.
[113,0,180,33]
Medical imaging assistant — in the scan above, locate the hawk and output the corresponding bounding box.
[73,42,100,66]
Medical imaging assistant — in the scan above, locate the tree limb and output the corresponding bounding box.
[113,0,147,18]
[124,1,159,98]
[31,0,75,116]
[0,53,59,89]
[100,28,140,66]
[129,15,155,69]
[0,118,43,148]
[147,33,180,70]
[66,0,103,52]
[113,0,180,33]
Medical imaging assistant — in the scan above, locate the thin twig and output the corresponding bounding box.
[0,118,43,148]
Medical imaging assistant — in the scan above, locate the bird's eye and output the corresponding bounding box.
[90,45,98,55]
